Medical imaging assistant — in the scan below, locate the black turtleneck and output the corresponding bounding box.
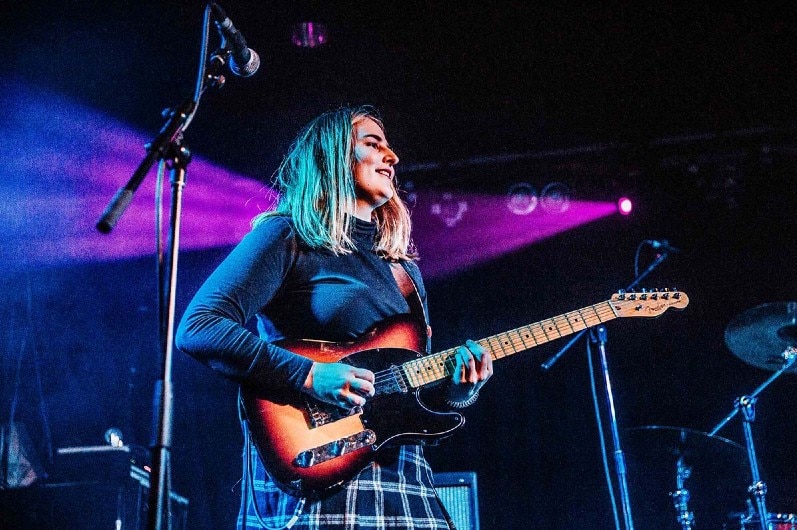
[175,215,426,398]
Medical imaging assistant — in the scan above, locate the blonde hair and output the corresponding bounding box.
[253,106,416,261]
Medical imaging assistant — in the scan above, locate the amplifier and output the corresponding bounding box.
[434,471,480,530]
[0,447,188,530]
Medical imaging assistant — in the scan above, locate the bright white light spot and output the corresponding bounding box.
[618,197,633,215]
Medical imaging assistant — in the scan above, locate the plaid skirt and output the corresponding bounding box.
[237,423,453,530]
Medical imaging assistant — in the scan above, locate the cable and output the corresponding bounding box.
[633,240,645,279]
[239,402,304,529]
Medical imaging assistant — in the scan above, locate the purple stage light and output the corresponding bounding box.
[410,191,617,279]
[0,81,273,269]
[618,197,633,215]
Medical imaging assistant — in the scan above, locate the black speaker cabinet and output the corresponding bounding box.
[0,448,188,530]
[434,471,480,530]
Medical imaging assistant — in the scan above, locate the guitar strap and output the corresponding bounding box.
[389,262,432,350]
[389,261,416,302]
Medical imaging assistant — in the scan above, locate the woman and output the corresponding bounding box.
[176,106,492,529]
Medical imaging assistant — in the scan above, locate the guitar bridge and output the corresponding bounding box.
[305,399,362,429]
[293,430,377,468]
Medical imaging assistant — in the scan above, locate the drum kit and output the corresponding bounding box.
[625,302,797,530]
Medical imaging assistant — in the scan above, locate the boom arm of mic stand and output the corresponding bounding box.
[95,3,228,235]
[541,250,672,370]
[95,100,195,233]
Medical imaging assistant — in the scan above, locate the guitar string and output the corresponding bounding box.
[369,299,661,388]
[370,305,612,388]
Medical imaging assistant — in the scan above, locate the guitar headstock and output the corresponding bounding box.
[610,289,689,318]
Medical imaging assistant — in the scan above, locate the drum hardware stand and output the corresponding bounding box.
[671,455,694,529]
[709,348,797,530]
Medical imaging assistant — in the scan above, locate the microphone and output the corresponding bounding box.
[648,239,681,254]
[210,3,261,77]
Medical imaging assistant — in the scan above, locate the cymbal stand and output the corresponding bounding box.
[671,455,694,529]
[709,348,797,530]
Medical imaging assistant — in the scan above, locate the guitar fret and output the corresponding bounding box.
[443,351,457,376]
[566,310,588,332]
[570,311,584,330]
[542,319,561,340]
[496,335,511,358]
[484,336,501,358]
[501,332,520,357]
[405,359,421,387]
[516,326,537,349]
[425,354,445,382]
[531,322,549,345]
[488,334,513,359]
[404,351,454,388]
[583,304,603,326]
[553,314,575,334]
[574,308,590,330]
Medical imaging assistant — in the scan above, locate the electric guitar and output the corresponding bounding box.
[241,290,689,495]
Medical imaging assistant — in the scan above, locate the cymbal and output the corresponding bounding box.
[624,424,743,457]
[623,425,748,528]
[725,302,797,373]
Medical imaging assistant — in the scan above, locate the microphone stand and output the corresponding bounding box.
[95,5,227,528]
[540,246,674,530]
[592,325,635,530]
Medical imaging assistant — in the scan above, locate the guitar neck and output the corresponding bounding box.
[401,300,619,388]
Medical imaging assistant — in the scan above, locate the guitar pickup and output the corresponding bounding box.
[293,430,377,468]
[305,398,362,429]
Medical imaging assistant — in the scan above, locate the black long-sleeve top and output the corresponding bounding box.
[175,215,427,399]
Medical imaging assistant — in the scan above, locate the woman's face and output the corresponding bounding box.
[352,117,399,221]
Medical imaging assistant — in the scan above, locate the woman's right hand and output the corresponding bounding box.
[302,362,376,409]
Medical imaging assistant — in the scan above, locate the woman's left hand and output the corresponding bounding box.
[448,339,492,403]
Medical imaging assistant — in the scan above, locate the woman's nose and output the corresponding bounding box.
[384,147,399,166]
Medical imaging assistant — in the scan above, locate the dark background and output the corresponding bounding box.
[2,2,797,529]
